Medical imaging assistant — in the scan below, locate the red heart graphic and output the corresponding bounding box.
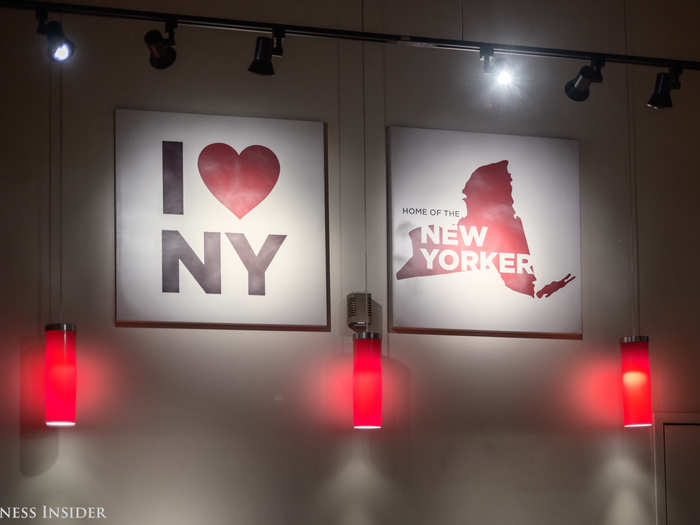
[197,143,280,219]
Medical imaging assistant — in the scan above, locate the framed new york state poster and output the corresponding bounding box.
[115,109,329,330]
[388,126,582,338]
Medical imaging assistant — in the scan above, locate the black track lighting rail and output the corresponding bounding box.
[3,0,700,71]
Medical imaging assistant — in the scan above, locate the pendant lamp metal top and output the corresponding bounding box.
[45,322,76,331]
[621,335,649,344]
[45,323,77,428]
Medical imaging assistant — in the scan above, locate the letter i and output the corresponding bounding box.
[163,141,183,214]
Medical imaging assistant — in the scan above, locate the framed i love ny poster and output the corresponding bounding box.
[388,126,582,338]
[115,109,329,329]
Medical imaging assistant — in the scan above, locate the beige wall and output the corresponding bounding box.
[1,0,699,523]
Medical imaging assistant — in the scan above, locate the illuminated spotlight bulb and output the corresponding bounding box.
[647,67,681,110]
[144,28,176,70]
[53,43,71,61]
[497,69,513,86]
[565,59,604,101]
[44,21,75,62]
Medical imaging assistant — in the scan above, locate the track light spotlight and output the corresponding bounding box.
[647,67,681,109]
[565,58,604,101]
[249,29,284,76]
[36,9,75,62]
[144,21,176,70]
[249,37,274,75]
[480,46,514,86]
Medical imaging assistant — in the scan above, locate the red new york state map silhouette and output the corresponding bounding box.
[396,160,575,299]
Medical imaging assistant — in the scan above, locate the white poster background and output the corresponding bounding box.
[116,109,328,327]
[389,126,581,336]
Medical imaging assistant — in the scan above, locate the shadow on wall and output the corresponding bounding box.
[19,337,58,475]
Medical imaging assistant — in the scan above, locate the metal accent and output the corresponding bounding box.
[347,292,372,332]
[45,323,76,332]
[3,0,700,71]
[354,331,381,340]
[621,335,649,344]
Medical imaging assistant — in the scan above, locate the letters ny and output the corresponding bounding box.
[161,141,286,296]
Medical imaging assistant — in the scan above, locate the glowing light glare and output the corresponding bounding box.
[620,336,652,428]
[46,421,76,427]
[497,70,513,86]
[52,43,71,61]
[353,334,382,430]
[45,324,77,428]
[622,371,648,387]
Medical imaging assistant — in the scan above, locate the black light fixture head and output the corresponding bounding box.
[565,58,604,101]
[249,37,274,75]
[144,20,176,70]
[36,9,75,62]
[249,28,284,76]
[647,66,681,110]
[480,46,494,73]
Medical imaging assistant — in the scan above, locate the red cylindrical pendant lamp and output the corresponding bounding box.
[45,323,77,428]
[620,336,652,428]
[353,332,382,430]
